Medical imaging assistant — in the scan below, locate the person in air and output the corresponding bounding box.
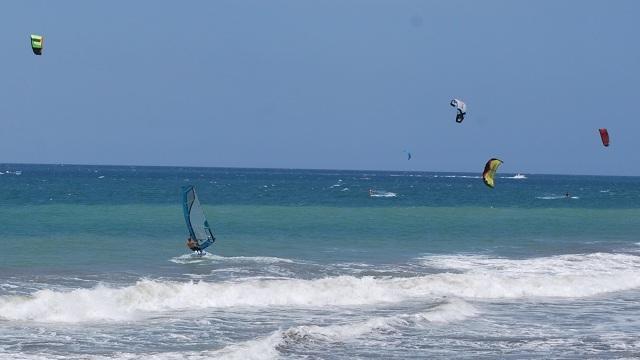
[450,99,466,123]
[186,236,203,254]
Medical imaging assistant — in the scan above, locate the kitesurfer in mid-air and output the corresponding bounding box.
[450,99,467,123]
[186,236,203,254]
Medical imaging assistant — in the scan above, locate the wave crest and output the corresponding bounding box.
[2,253,638,323]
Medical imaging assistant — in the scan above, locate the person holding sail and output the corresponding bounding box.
[182,185,217,255]
[186,236,203,254]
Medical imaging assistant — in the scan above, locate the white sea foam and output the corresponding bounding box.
[4,253,637,323]
[420,253,640,298]
[109,333,283,360]
[211,298,476,359]
[433,175,481,179]
[369,191,397,198]
[208,332,283,360]
[0,300,475,359]
[388,174,423,177]
[409,298,478,323]
[170,254,295,265]
[536,195,578,200]
[169,253,216,264]
[501,174,527,179]
[0,276,405,322]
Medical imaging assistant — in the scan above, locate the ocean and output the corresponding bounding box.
[1,164,639,359]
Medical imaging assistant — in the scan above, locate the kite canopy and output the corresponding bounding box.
[30,34,43,55]
[598,128,610,147]
[450,99,467,123]
[403,150,412,160]
[482,158,503,188]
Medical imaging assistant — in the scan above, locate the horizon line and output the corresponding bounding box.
[0,161,637,178]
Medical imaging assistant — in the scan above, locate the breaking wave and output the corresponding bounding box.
[2,253,639,323]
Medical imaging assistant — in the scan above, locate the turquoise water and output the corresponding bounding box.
[1,164,640,359]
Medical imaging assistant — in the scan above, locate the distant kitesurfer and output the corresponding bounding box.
[450,99,467,123]
[565,192,570,198]
[186,236,203,254]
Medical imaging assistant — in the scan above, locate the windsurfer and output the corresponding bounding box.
[186,236,202,254]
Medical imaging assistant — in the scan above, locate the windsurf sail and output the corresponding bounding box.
[30,34,43,55]
[598,128,610,147]
[482,158,503,188]
[182,185,215,250]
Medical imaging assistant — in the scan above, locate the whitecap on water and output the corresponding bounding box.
[417,253,640,299]
[369,190,397,198]
[501,174,527,179]
[170,253,296,265]
[536,195,579,200]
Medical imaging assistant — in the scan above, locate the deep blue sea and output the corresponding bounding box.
[1,164,640,359]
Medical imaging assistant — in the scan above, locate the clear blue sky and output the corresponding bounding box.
[1,1,639,175]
